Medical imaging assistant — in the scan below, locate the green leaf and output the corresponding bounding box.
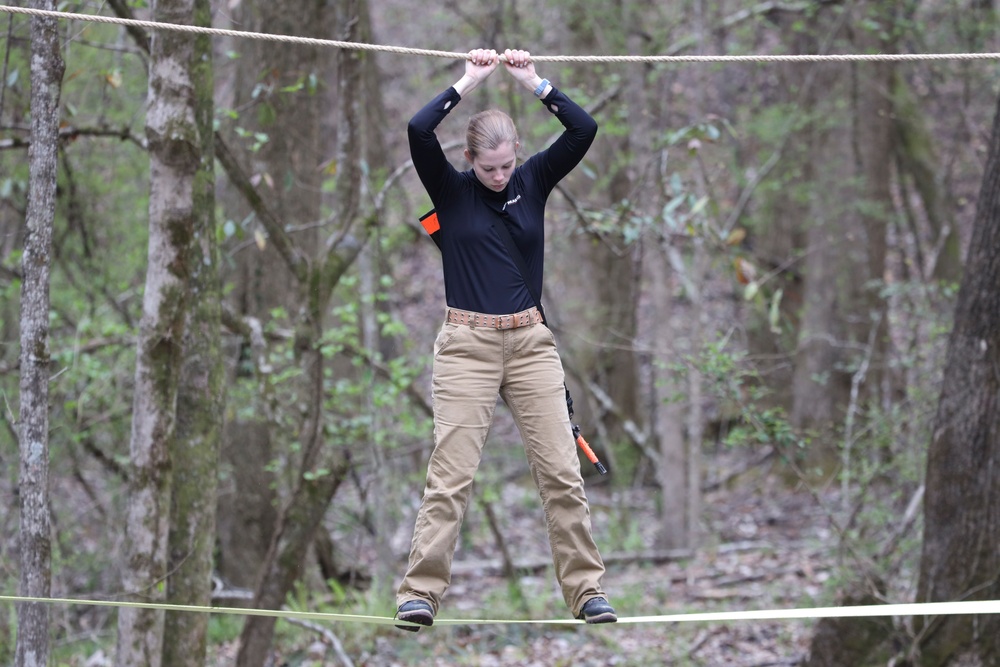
[769,288,784,334]
[690,195,709,216]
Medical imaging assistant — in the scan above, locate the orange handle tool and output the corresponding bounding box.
[573,425,608,475]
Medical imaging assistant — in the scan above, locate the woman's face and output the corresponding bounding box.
[466,141,518,192]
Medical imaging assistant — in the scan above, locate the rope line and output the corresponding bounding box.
[1,595,999,627]
[3,4,1000,64]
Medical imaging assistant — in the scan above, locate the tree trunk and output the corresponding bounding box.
[342,0,397,595]
[649,246,693,550]
[116,0,199,662]
[850,4,895,410]
[911,90,1000,667]
[234,0,371,660]
[213,0,334,590]
[16,2,64,665]
[740,9,812,418]
[162,0,223,663]
[790,3,895,478]
[804,583,893,667]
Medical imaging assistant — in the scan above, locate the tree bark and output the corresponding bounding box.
[912,90,1000,667]
[116,0,199,662]
[740,9,811,418]
[647,1,703,549]
[162,0,223,663]
[804,584,893,667]
[16,2,64,665]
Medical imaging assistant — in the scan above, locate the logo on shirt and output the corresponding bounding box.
[502,194,522,211]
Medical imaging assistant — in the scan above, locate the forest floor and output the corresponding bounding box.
[49,442,865,667]
[211,451,854,667]
[360,475,838,667]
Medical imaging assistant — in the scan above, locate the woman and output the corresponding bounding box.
[395,48,616,630]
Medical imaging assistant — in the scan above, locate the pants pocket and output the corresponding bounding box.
[433,323,463,358]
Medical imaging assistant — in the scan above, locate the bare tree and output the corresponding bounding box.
[116,0,201,662]
[910,88,1000,667]
[803,85,1000,667]
[16,1,64,665]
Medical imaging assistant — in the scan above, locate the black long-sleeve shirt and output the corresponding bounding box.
[408,85,598,315]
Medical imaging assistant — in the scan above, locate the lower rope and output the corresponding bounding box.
[2,595,998,627]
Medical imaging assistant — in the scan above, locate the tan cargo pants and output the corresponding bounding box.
[397,313,608,618]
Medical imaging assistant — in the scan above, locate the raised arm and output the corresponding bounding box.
[502,49,598,191]
[407,49,502,201]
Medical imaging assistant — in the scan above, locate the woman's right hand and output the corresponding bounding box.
[465,48,499,84]
[454,48,499,97]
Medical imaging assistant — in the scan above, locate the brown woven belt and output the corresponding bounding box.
[446,306,544,330]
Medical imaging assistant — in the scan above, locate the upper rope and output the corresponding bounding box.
[3,4,1000,64]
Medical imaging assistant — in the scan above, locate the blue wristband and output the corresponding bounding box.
[533,78,550,97]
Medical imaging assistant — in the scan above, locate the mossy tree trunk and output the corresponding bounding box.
[162,0,224,664]
[116,0,200,663]
[16,2,64,665]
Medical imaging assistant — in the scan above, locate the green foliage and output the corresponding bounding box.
[828,279,949,592]
[668,335,808,459]
[206,612,244,646]
[0,174,28,209]
[233,126,270,152]
[220,263,431,492]
[605,507,647,553]
[581,118,727,247]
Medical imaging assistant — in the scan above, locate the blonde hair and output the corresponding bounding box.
[466,109,518,159]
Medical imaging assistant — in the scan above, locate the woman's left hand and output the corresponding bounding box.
[502,49,539,86]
